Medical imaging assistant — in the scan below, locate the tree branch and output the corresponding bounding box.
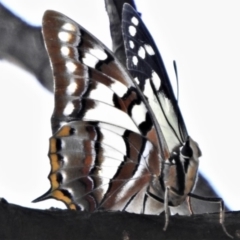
[0,3,53,91]
[0,199,238,240]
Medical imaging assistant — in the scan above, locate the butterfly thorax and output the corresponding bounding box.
[159,136,201,206]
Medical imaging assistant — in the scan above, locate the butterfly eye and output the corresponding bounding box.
[180,139,193,159]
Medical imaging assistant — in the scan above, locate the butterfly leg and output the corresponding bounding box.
[186,196,194,215]
[188,193,233,238]
[163,186,171,231]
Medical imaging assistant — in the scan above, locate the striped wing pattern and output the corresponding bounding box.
[34,4,201,216]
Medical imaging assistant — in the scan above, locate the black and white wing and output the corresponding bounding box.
[122,4,188,154]
[122,4,201,206]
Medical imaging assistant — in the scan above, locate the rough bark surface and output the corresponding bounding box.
[0,199,239,240]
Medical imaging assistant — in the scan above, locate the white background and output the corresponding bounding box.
[0,0,239,211]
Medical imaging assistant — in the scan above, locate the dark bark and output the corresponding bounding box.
[0,199,238,240]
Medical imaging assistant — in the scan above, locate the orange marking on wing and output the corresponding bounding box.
[49,173,59,190]
[52,190,72,204]
[49,153,60,172]
[49,138,57,153]
[56,125,71,137]
[69,203,77,210]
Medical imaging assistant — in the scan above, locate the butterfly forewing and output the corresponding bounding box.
[122,4,188,152]
[33,10,167,212]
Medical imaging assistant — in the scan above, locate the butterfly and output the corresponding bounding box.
[33,3,232,238]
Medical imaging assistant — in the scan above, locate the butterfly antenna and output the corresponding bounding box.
[173,60,179,103]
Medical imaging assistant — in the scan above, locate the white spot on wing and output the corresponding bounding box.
[89,48,107,60]
[144,44,155,56]
[62,23,76,31]
[66,82,77,95]
[131,16,139,26]
[132,56,138,66]
[62,155,69,165]
[111,80,128,98]
[143,78,153,99]
[129,40,134,49]
[142,141,153,159]
[82,52,99,68]
[66,61,77,72]
[131,102,147,126]
[129,26,136,36]
[134,77,140,84]
[138,46,146,59]
[58,31,72,42]
[151,71,161,90]
[63,102,74,115]
[61,46,70,56]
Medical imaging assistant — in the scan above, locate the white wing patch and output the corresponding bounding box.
[89,48,108,61]
[110,80,128,98]
[61,46,70,56]
[66,81,78,95]
[62,23,76,31]
[88,82,114,106]
[131,102,147,126]
[66,61,77,73]
[144,44,155,56]
[131,16,139,26]
[63,102,75,116]
[99,123,126,136]
[151,71,161,90]
[58,31,73,42]
[138,46,146,59]
[129,40,135,49]
[129,26,137,36]
[132,56,138,66]
[83,102,140,134]
[134,77,140,85]
[101,128,127,155]
[82,52,99,68]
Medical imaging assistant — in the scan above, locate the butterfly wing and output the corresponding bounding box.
[122,4,188,153]
[33,10,165,214]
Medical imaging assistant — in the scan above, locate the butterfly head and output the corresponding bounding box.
[161,136,201,206]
